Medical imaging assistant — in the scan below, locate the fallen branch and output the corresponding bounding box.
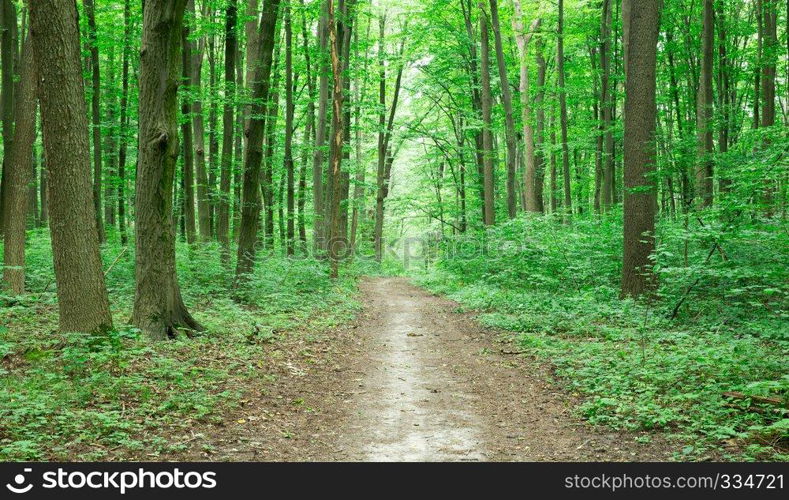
[104,246,129,277]
[722,391,785,406]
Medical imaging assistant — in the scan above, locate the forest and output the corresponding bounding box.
[0,0,787,462]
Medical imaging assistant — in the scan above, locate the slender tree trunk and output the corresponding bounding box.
[600,0,614,211]
[284,1,295,256]
[557,0,572,218]
[716,0,730,191]
[2,32,36,295]
[39,148,47,226]
[104,46,117,228]
[30,0,112,332]
[760,0,777,211]
[513,1,541,213]
[84,0,106,243]
[181,19,197,244]
[234,0,281,284]
[312,0,329,252]
[117,0,131,246]
[373,16,405,262]
[488,0,517,218]
[207,33,219,237]
[190,0,211,241]
[327,0,344,278]
[479,2,495,226]
[133,0,203,339]
[534,37,546,213]
[216,0,237,257]
[621,0,660,298]
[695,0,714,207]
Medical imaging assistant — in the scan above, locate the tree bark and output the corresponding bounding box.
[312,0,329,252]
[557,0,572,218]
[478,2,495,226]
[133,0,202,339]
[180,19,197,244]
[695,0,714,207]
[30,0,113,332]
[234,0,281,284]
[0,0,17,237]
[600,0,614,211]
[83,0,106,243]
[488,0,517,218]
[117,0,131,246]
[327,0,344,278]
[2,31,36,295]
[190,0,211,241]
[621,0,660,298]
[216,0,237,256]
[284,0,295,256]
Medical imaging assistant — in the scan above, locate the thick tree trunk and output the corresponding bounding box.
[478,3,495,226]
[2,32,36,295]
[695,0,714,207]
[0,0,17,237]
[488,0,517,218]
[133,0,202,339]
[557,0,572,218]
[84,0,106,243]
[30,0,113,332]
[621,0,660,298]
[234,0,281,284]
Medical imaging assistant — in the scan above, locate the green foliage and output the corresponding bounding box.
[0,233,360,461]
[415,213,788,460]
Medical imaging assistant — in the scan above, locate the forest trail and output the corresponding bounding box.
[184,277,673,462]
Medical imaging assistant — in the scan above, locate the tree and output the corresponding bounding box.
[117,0,132,246]
[2,31,36,295]
[217,0,238,256]
[600,0,614,211]
[30,0,113,333]
[695,0,714,207]
[557,0,572,218]
[478,2,495,226]
[235,0,281,283]
[284,0,295,256]
[488,0,517,218]
[620,0,660,298]
[0,0,16,237]
[513,1,541,213]
[133,0,202,339]
[83,0,106,243]
[190,0,212,241]
[180,16,197,244]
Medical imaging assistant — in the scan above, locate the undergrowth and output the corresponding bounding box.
[414,212,788,461]
[0,230,361,461]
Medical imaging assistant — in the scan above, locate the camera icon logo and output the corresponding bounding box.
[6,468,33,494]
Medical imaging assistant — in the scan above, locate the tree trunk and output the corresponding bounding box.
[312,0,329,252]
[557,0,572,218]
[488,0,517,218]
[621,0,660,298]
[30,0,113,332]
[180,20,197,244]
[695,0,714,207]
[117,0,131,246]
[84,0,106,243]
[478,2,495,226]
[600,0,614,211]
[0,0,17,237]
[327,0,344,278]
[2,32,36,295]
[513,1,541,213]
[284,1,295,256]
[190,0,211,241]
[133,0,202,339]
[217,0,237,256]
[234,0,281,284]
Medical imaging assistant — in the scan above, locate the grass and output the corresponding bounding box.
[412,212,788,461]
[0,229,361,461]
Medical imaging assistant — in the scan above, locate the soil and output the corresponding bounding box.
[176,277,676,461]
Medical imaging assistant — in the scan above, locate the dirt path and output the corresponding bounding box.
[181,277,673,461]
